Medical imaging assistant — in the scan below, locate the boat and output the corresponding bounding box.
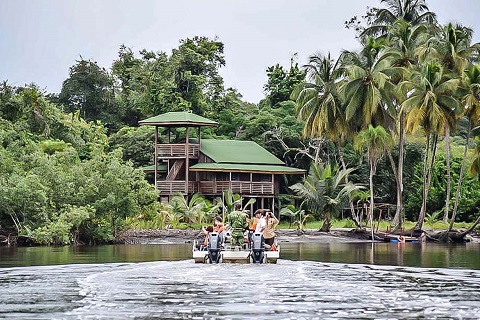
[192,232,279,264]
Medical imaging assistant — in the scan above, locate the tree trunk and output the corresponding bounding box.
[446,120,472,235]
[415,135,430,230]
[392,111,405,229]
[338,143,362,228]
[416,133,438,230]
[320,212,331,232]
[369,156,375,242]
[443,126,451,223]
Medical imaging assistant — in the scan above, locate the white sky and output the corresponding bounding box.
[1,0,480,103]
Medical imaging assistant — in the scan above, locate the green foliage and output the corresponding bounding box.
[58,59,120,130]
[264,61,306,107]
[108,126,155,167]
[290,162,364,231]
[0,87,158,245]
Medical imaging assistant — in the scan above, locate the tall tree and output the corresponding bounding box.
[362,0,436,37]
[59,59,118,129]
[353,125,394,238]
[264,59,306,108]
[399,61,460,230]
[386,19,429,228]
[446,65,480,235]
[339,37,396,135]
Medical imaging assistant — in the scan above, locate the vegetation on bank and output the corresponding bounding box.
[1,0,480,245]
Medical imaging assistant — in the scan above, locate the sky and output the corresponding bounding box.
[1,0,480,103]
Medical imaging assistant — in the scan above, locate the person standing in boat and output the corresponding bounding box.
[228,209,248,248]
[263,211,279,247]
[255,210,267,234]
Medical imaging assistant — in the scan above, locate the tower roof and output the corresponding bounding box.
[139,112,218,127]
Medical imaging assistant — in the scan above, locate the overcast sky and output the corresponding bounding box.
[1,0,480,103]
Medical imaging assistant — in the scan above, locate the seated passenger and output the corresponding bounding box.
[200,225,214,250]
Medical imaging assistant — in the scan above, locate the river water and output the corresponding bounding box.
[1,242,480,319]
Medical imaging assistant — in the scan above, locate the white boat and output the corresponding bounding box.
[192,232,279,264]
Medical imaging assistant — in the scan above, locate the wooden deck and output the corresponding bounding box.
[157,144,199,158]
[157,180,274,195]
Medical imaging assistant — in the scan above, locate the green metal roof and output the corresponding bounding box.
[139,112,218,127]
[190,163,304,174]
[141,164,167,173]
[200,139,285,165]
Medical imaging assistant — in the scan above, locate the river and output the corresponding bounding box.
[1,242,480,319]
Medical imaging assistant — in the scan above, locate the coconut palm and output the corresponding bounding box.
[363,0,436,37]
[289,163,363,232]
[339,37,396,134]
[293,52,364,226]
[446,66,480,235]
[293,52,345,141]
[385,19,429,228]
[353,125,394,239]
[399,61,461,230]
[422,23,479,223]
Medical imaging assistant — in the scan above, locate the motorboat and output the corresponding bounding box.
[192,232,279,264]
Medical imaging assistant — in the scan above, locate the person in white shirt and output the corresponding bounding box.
[255,211,267,234]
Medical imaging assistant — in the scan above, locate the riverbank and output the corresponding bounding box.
[116,228,372,245]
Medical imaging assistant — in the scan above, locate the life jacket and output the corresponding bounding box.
[250,217,258,231]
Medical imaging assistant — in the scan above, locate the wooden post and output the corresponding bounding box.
[185,126,189,195]
[154,126,158,191]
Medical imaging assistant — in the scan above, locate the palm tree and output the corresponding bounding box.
[339,37,396,134]
[170,193,207,225]
[423,23,479,223]
[399,61,460,230]
[293,52,363,226]
[353,125,394,239]
[385,19,429,228]
[279,205,312,230]
[363,0,436,37]
[293,52,345,141]
[470,131,480,178]
[446,65,480,235]
[289,163,363,232]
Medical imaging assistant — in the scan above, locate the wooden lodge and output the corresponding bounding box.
[139,112,304,209]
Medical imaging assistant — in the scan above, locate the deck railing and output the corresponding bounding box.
[157,144,199,158]
[157,181,198,194]
[199,181,274,195]
[157,180,274,195]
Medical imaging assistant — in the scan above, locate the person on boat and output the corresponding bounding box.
[250,210,262,232]
[213,216,225,234]
[200,225,214,250]
[228,209,248,248]
[255,210,267,234]
[263,211,279,248]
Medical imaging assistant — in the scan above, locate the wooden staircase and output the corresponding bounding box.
[166,159,184,180]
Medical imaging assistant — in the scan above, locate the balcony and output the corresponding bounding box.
[157,144,199,158]
[157,180,274,196]
[199,181,274,195]
[157,181,198,194]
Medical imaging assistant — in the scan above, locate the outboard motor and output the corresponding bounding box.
[250,233,265,263]
[207,232,222,264]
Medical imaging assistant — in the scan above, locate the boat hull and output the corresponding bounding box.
[193,244,279,264]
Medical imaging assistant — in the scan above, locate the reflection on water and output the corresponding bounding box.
[281,242,480,269]
[1,242,480,319]
[1,241,479,269]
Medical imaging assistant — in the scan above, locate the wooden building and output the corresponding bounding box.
[139,112,304,209]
